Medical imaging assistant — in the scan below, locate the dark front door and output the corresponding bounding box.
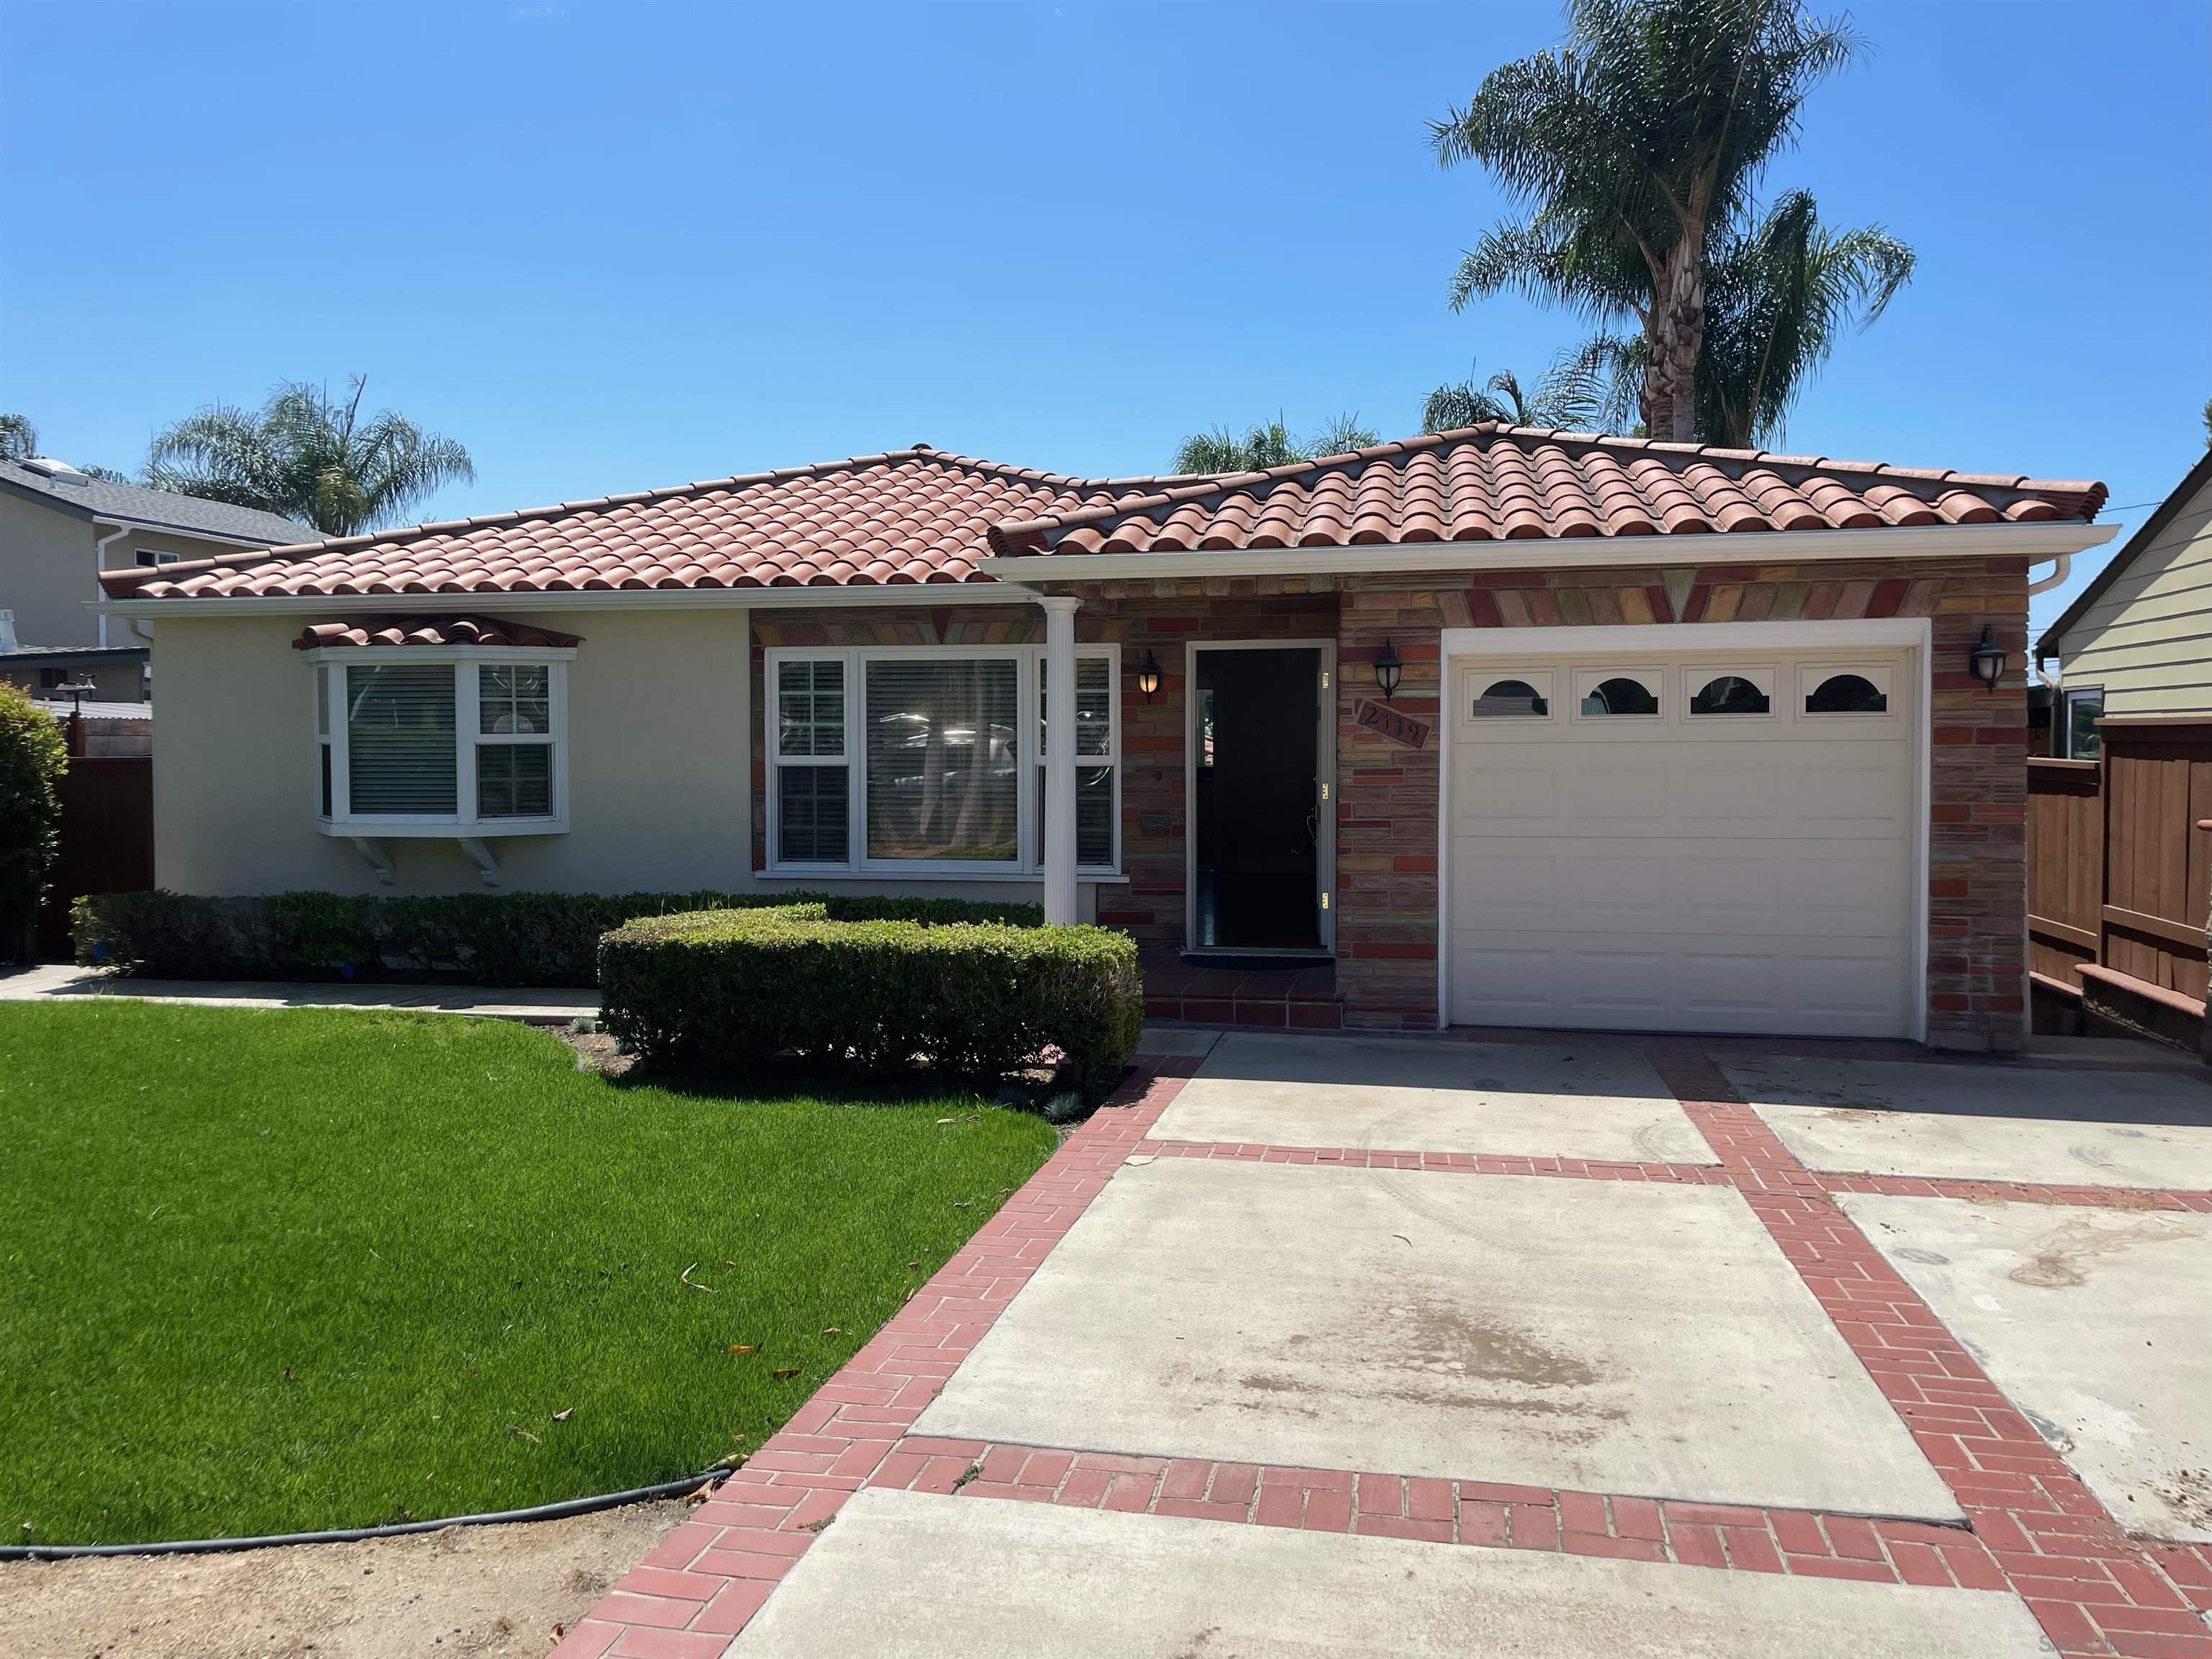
[1192,647,1323,952]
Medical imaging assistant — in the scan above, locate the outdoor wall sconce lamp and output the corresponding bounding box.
[1374,639,1403,701]
[1968,625,2006,691]
[1136,649,1161,701]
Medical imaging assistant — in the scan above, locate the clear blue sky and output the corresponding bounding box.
[4,1,2204,634]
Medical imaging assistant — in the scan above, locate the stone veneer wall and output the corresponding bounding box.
[1334,555,2033,1050]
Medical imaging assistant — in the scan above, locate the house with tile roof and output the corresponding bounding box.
[96,426,2113,1051]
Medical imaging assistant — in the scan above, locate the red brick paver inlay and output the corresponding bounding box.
[875,1440,2010,1587]
[1812,1170,2212,1213]
[1647,1043,2212,1659]
[1139,1138,1728,1185]
[560,1037,2212,1659]
[548,1058,1195,1659]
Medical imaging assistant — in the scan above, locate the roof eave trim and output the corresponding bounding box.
[92,581,1047,621]
[979,520,2117,584]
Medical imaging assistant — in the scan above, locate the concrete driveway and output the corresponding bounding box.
[560,1027,2212,1659]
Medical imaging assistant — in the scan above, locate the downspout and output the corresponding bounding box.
[94,522,130,646]
[2026,552,2071,598]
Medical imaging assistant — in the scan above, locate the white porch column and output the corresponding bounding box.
[1040,594,1082,925]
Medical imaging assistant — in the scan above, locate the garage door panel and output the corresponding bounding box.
[1561,759,1671,822]
[1788,757,1912,828]
[1457,761,1557,823]
[1674,760,1783,823]
[1449,647,1916,1039]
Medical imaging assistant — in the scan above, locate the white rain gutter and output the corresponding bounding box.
[93,522,131,645]
[978,520,2116,585]
[92,583,1048,621]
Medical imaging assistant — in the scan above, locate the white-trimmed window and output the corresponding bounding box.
[307,649,571,835]
[765,645,1120,876]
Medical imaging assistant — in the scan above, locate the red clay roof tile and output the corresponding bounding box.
[986,425,2105,557]
[102,428,2105,604]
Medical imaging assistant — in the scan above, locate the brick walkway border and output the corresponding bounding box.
[549,1058,1199,1659]
[1648,1044,2212,1658]
[555,1040,2212,1659]
[873,1437,2009,1588]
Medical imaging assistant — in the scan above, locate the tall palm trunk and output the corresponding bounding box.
[1642,180,1712,443]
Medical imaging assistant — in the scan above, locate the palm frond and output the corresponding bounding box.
[143,377,473,536]
[1308,414,1379,458]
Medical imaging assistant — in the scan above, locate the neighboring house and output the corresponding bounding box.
[0,457,316,653]
[0,635,150,704]
[96,427,2111,1051]
[2035,447,2212,758]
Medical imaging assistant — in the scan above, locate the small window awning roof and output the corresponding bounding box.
[292,616,582,650]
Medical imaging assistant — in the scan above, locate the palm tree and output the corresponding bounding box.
[1431,0,1858,441]
[1532,194,1912,448]
[146,377,474,537]
[1694,192,1912,446]
[1171,413,1379,475]
[1421,355,1622,433]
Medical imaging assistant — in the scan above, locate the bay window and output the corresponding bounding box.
[766,646,1119,876]
[307,650,570,835]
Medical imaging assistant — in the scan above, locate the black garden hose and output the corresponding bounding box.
[0,1467,730,1561]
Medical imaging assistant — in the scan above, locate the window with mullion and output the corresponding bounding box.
[476,662,555,818]
[1036,652,1118,871]
[774,658,852,863]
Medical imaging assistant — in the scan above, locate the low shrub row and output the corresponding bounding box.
[598,906,1143,1099]
[71,889,1045,987]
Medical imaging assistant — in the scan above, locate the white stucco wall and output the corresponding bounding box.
[148,604,1097,917]
[154,608,761,896]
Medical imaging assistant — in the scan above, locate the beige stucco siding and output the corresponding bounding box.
[0,490,98,647]
[2050,475,2212,714]
[154,608,763,896]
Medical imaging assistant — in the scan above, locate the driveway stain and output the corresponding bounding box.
[2153,1467,2212,1529]
[2007,1214,2203,1289]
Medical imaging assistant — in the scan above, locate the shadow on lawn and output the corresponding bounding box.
[562,1025,1107,1121]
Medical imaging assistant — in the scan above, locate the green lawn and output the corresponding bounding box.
[0,1002,1056,1546]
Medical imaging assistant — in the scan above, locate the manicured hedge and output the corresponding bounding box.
[71,889,1045,986]
[598,907,1142,1098]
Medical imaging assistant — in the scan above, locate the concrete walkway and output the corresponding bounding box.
[0,962,596,1023]
[554,1024,2212,1659]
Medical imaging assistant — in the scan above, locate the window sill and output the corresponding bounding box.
[757,868,1128,885]
[317,819,568,840]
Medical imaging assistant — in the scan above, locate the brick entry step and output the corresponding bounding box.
[1140,948,1342,1030]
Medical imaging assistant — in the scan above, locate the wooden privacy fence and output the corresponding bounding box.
[35,755,153,961]
[2027,717,2212,1011]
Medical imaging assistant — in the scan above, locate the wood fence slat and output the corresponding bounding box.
[2032,727,2212,1007]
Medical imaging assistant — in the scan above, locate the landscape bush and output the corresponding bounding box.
[0,684,67,961]
[598,907,1142,1098]
[71,889,1044,986]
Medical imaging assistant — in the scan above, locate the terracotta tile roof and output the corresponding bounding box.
[101,430,2106,605]
[986,426,2108,557]
[103,450,1174,602]
[292,617,583,650]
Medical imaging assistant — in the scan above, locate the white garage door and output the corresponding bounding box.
[1447,649,1919,1038]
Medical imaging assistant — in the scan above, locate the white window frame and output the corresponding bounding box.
[1684,662,1779,719]
[1797,662,1897,718]
[2062,684,2105,760]
[763,644,1121,878]
[307,646,572,837]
